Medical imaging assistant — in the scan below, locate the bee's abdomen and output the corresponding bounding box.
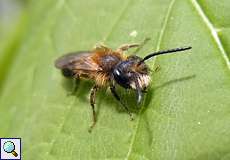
[62,68,75,78]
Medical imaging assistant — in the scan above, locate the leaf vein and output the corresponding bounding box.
[125,0,176,159]
[191,0,230,70]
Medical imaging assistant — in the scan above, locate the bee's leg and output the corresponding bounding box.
[116,44,140,52]
[133,37,151,54]
[154,65,161,72]
[67,75,80,96]
[116,38,151,53]
[88,85,99,132]
[142,87,148,93]
[93,43,110,52]
[110,85,134,120]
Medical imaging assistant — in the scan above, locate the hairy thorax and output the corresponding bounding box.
[93,52,124,87]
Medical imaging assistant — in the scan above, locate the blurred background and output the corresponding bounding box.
[0,0,27,42]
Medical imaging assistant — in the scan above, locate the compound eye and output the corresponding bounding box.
[113,69,130,88]
[114,69,121,76]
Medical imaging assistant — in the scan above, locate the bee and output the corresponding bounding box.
[55,42,191,132]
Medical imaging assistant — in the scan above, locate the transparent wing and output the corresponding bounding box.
[55,51,102,72]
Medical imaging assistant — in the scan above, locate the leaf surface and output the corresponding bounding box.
[0,0,230,160]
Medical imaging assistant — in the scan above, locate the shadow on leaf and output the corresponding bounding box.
[142,74,196,113]
[60,74,196,118]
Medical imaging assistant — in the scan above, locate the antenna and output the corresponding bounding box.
[138,46,192,65]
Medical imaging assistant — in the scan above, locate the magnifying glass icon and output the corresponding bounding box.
[3,141,18,157]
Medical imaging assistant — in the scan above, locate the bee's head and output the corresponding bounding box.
[112,55,151,104]
[112,46,192,104]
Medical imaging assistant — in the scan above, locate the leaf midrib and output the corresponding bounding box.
[45,0,134,158]
[191,0,230,70]
[125,0,176,159]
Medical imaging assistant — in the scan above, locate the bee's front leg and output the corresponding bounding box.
[116,38,151,53]
[93,43,111,52]
[116,44,140,52]
[109,84,134,120]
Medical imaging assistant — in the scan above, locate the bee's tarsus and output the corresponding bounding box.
[88,122,96,133]
[129,113,134,121]
[154,65,161,72]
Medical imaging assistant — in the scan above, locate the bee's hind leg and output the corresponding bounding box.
[88,85,99,132]
[67,75,80,96]
[110,85,134,120]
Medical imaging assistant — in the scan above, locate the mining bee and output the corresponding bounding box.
[55,40,191,132]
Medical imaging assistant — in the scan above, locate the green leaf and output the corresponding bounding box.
[0,0,230,160]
